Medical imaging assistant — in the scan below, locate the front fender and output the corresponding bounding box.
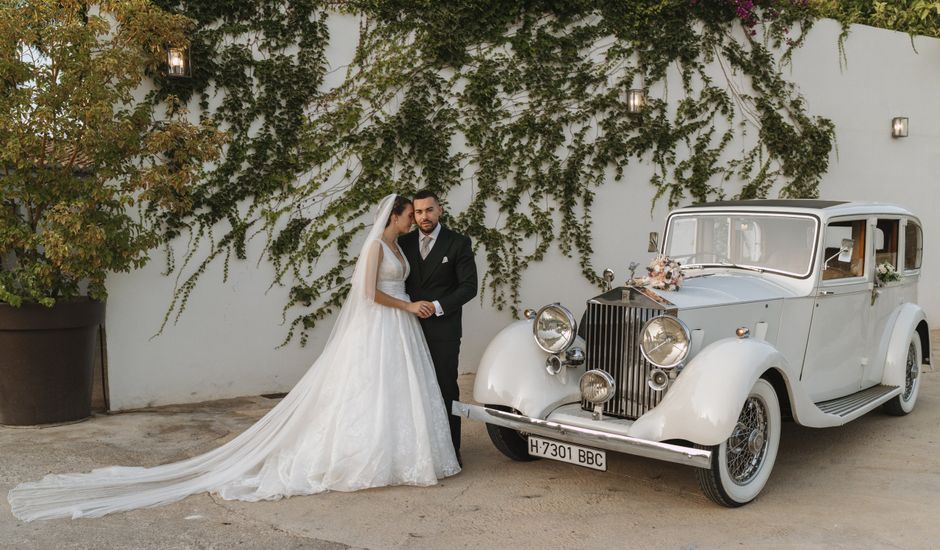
[882,303,927,388]
[473,320,585,418]
[629,337,791,446]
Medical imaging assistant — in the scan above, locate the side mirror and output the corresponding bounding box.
[838,238,854,263]
[824,238,855,270]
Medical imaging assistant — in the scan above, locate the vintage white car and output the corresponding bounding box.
[454,200,928,506]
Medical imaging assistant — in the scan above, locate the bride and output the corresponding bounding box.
[8,194,461,521]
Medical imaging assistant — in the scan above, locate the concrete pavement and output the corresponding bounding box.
[2,358,939,548]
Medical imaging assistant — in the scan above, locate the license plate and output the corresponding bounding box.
[527,435,607,471]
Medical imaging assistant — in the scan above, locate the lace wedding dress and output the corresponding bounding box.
[8,194,460,521]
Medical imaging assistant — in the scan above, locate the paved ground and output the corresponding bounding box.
[2,341,939,549]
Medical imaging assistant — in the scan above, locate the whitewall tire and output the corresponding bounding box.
[884,336,922,416]
[696,378,781,507]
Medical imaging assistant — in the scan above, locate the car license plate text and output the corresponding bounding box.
[527,435,607,471]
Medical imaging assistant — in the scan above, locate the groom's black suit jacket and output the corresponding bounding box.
[399,224,477,451]
[399,225,478,341]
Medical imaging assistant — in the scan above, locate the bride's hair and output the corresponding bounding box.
[384,195,413,227]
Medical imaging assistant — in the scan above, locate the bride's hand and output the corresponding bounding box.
[408,301,435,318]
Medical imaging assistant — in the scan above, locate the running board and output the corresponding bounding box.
[814,385,901,420]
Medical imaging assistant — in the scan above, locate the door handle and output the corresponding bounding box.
[818,290,834,296]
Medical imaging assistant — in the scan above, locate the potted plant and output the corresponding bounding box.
[0,1,224,425]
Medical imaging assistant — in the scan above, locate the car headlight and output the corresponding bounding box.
[639,315,691,368]
[532,304,577,354]
[580,370,616,404]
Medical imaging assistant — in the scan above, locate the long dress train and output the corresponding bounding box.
[8,195,460,521]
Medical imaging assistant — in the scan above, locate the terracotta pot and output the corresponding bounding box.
[0,298,105,426]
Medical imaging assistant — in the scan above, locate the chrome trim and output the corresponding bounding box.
[647,368,669,391]
[452,401,711,469]
[815,384,900,417]
[633,286,676,308]
[602,268,616,291]
[579,369,616,404]
[639,315,691,369]
[583,300,667,419]
[661,211,820,280]
[588,286,676,309]
[564,347,585,367]
[545,355,563,376]
[532,303,578,354]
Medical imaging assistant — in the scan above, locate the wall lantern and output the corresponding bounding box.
[165,46,191,78]
[627,88,647,113]
[891,116,909,138]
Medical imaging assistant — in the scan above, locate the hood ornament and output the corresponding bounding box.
[626,261,640,286]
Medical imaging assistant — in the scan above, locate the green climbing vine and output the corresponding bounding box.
[149,1,873,346]
[817,0,940,41]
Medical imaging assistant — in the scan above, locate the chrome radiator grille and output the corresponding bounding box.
[582,301,666,419]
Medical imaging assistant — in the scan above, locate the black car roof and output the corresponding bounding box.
[690,199,849,209]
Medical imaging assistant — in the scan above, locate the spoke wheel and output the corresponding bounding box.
[696,378,781,507]
[884,336,922,416]
[725,396,769,485]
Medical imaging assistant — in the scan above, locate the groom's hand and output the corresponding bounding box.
[411,301,436,318]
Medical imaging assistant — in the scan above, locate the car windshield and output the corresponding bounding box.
[664,213,818,277]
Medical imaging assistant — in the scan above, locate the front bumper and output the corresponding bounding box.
[452,401,712,469]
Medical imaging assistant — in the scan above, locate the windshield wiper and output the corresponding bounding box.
[719,261,764,273]
[680,262,764,273]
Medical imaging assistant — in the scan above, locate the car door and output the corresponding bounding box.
[801,217,870,402]
[864,218,900,386]
[863,217,920,386]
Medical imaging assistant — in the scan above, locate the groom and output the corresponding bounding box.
[399,190,478,465]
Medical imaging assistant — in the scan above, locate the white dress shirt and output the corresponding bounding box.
[419,223,445,317]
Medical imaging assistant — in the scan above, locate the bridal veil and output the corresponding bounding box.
[8,194,459,521]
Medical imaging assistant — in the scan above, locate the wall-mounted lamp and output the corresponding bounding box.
[891,116,909,138]
[627,88,647,113]
[165,46,192,78]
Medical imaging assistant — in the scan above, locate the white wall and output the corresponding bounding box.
[104,17,940,410]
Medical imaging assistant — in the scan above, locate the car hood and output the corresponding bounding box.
[649,273,798,309]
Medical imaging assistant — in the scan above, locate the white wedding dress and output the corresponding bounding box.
[8,194,460,521]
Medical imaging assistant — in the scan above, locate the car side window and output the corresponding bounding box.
[822,219,866,280]
[874,219,899,270]
[904,220,923,271]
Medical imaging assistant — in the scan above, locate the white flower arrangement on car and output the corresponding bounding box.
[643,255,684,291]
[875,261,901,286]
